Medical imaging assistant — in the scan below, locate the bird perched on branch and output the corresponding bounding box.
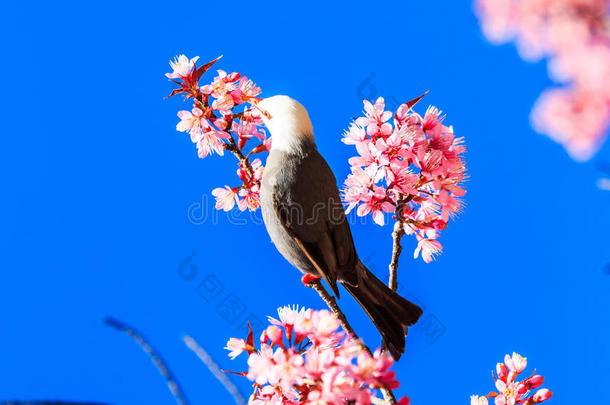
[256,95,422,360]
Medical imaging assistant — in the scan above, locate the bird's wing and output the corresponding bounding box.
[271,150,359,296]
[272,190,341,297]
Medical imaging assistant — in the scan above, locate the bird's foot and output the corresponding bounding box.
[301,274,321,286]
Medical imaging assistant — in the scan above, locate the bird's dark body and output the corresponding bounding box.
[260,137,422,360]
[261,139,356,284]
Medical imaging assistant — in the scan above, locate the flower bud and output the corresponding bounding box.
[397,396,411,405]
[265,325,283,346]
[523,375,544,390]
[532,388,552,402]
[227,72,241,81]
[496,363,509,381]
[431,219,447,230]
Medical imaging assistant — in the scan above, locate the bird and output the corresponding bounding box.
[255,95,422,360]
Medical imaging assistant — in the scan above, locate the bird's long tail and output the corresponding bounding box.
[342,261,422,360]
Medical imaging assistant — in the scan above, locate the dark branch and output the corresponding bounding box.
[307,279,397,405]
[103,317,191,405]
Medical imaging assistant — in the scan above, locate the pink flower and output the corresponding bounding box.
[475,0,610,161]
[167,56,268,213]
[495,380,527,405]
[397,397,411,405]
[195,130,228,158]
[598,178,610,191]
[176,107,204,135]
[225,338,248,359]
[263,325,284,346]
[231,76,261,105]
[497,362,509,382]
[201,70,240,98]
[228,306,406,405]
[413,237,443,263]
[343,96,467,262]
[505,352,527,374]
[532,388,552,403]
[472,352,552,405]
[211,186,239,211]
[523,375,544,390]
[232,120,264,141]
[166,55,199,79]
[359,97,393,129]
[471,395,489,405]
[356,186,395,226]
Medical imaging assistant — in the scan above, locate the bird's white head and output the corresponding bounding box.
[256,95,315,153]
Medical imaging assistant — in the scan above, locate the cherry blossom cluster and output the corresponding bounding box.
[342,97,467,263]
[475,0,610,161]
[166,55,270,211]
[225,306,411,405]
[470,352,552,405]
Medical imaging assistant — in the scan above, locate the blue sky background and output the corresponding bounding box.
[1,1,609,404]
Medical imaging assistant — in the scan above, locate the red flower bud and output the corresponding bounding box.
[523,375,544,390]
[430,219,447,230]
[496,363,509,382]
[397,396,410,405]
[532,388,552,403]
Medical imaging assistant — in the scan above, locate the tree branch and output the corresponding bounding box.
[307,279,397,405]
[388,219,405,292]
[182,335,247,405]
[103,317,191,405]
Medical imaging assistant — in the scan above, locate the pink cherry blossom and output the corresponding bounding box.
[195,130,228,158]
[225,337,249,359]
[532,389,552,403]
[176,107,204,135]
[413,237,443,263]
[471,395,489,405]
[505,352,527,374]
[598,178,610,190]
[165,54,199,79]
[343,96,467,262]
[166,55,269,212]
[227,306,403,405]
[211,186,239,211]
[471,352,552,405]
[475,0,610,161]
[231,76,262,105]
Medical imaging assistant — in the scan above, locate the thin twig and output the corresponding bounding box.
[103,317,191,405]
[183,335,247,405]
[307,279,397,405]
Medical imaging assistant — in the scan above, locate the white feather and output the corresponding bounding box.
[258,95,315,153]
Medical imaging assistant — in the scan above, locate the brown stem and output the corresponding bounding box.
[103,317,191,405]
[388,219,405,292]
[225,139,256,181]
[388,195,410,292]
[307,279,397,405]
